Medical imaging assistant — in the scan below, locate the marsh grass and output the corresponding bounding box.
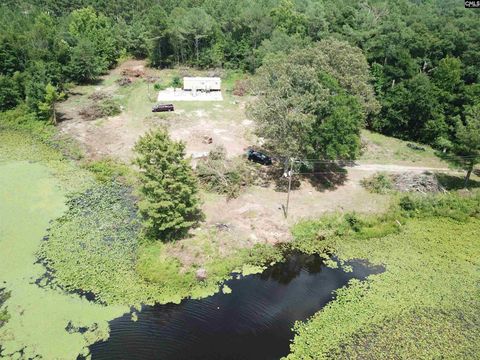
[0,106,84,160]
[286,191,480,359]
[82,158,136,185]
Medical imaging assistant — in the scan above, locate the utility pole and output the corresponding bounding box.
[284,158,293,218]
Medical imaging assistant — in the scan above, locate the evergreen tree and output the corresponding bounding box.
[134,130,203,241]
[38,83,65,124]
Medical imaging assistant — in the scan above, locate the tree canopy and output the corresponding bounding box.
[453,104,480,186]
[249,40,370,160]
[134,129,203,241]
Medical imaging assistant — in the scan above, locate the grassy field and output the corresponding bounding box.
[286,192,480,359]
[360,129,451,167]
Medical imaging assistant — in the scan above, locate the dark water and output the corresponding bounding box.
[87,253,383,360]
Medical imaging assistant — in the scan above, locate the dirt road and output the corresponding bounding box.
[352,162,454,173]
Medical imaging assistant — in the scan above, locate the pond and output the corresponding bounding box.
[0,161,126,359]
[87,253,383,360]
[0,160,383,360]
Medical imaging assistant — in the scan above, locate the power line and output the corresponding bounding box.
[290,155,480,163]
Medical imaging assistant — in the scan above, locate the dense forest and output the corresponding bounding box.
[1,0,479,162]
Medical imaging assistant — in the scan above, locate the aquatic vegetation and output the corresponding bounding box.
[82,158,136,184]
[0,289,10,328]
[0,161,127,359]
[87,254,379,359]
[39,181,279,306]
[286,192,480,359]
[39,182,162,306]
[0,106,83,160]
[0,130,93,193]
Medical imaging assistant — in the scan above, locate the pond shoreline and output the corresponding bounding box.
[82,253,384,360]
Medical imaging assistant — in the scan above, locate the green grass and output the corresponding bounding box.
[360,129,451,167]
[286,191,480,359]
[136,236,284,300]
[81,158,136,184]
[360,172,394,194]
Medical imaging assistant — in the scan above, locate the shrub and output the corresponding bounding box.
[79,97,121,120]
[153,82,167,91]
[82,158,133,183]
[361,172,393,194]
[98,98,121,116]
[399,191,480,221]
[134,129,203,241]
[170,76,183,89]
[233,79,249,96]
[196,146,254,199]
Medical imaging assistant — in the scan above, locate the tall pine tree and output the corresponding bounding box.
[134,129,202,241]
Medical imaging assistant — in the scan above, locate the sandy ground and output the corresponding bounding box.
[58,110,252,163]
[199,164,448,246]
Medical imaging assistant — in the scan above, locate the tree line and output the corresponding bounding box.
[0,0,479,177]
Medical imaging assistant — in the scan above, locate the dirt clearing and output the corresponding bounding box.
[56,60,468,270]
[58,60,251,161]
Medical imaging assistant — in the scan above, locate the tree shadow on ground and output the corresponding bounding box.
[264,162,349,193]
[303,163,348,192]
[56,111,73,123]
[436,173,480,190]
[262,164,302,192]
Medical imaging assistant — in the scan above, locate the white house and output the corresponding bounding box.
[183,77,221,92]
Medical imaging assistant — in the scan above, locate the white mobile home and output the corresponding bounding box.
[183,77,221,92]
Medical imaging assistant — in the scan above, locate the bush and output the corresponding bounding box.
[196,146,254,199]
[361,172,393,194]
[170,76,183,89]
[82,158,133,183]
[134,129,203,241]
[233,79,249,96]
[80,97,121,120]
[399,191,480,221]
[98,98,121,116]
[154,82,167,91]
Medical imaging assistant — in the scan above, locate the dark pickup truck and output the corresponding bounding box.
[152,103,174,112]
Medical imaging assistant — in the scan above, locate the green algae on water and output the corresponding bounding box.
[0,161,127,359]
